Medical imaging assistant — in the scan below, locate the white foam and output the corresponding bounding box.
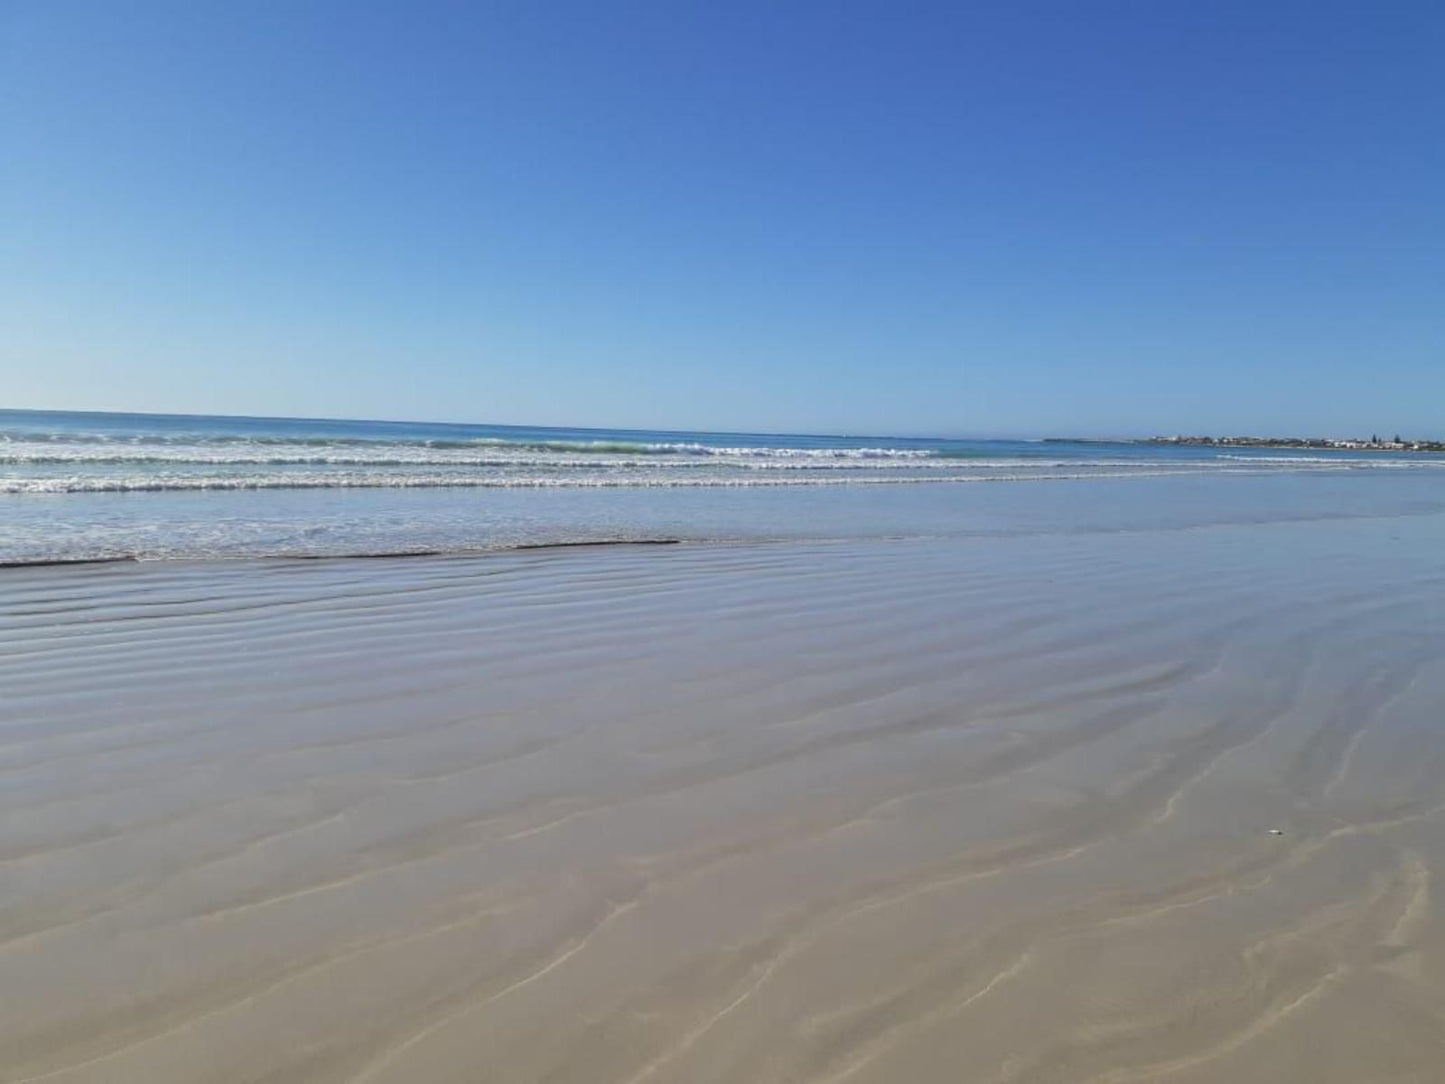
[0,466,1311,494]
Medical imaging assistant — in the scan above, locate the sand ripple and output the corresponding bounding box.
[4,522,1445,1082]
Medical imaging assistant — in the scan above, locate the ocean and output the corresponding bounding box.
[5,408,1445,563]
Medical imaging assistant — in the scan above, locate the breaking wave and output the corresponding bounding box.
[2,467,1305,493]
[5,412,1444,504]
[0,430,940,459]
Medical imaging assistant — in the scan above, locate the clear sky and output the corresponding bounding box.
[3,1,1442,437]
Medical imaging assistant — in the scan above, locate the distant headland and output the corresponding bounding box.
[1141,434,1445,452]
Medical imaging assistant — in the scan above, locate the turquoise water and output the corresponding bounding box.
[4,409,1445,561]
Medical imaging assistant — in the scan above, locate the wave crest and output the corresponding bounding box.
[0,430,940,459]
[2,467,1296,493]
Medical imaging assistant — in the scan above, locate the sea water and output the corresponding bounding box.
[4,408,1445,562]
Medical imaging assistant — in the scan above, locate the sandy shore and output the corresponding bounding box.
[4,516,1445,1082]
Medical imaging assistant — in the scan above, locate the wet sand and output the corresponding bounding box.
[4,515,1445,1082]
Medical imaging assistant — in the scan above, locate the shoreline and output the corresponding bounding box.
[10,485,1445,569]
[0,537,697,570]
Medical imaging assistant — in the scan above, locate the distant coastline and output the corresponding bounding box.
[1139,434,1445,453]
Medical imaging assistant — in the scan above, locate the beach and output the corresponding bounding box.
[5,503,1445,1083]
[8,0,1443,1075]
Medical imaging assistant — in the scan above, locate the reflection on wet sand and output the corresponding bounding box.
[4,517,1445,1082]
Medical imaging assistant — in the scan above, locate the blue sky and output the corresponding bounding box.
[3,0,1442,437]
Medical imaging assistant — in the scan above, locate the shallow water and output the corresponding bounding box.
[5,409,1445,561]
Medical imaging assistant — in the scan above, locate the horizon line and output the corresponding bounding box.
[2,404,1439,446]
